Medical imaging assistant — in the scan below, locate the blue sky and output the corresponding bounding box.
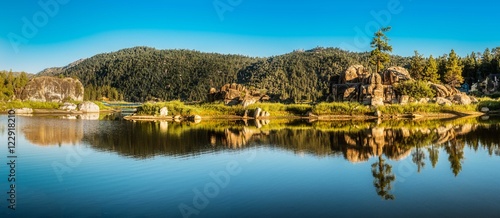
[1,0,499,73]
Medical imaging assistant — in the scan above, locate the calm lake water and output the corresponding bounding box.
[1,114,500,217]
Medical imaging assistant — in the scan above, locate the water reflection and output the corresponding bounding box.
[75,118,500,162]
[18,116,500,200]
[22,117,84,146]
[372,156,395,200]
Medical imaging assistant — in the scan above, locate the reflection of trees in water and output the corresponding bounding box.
[444,139,465,177]
[428,145,439,168]
[80,119,500,173]
[372,156,395,200]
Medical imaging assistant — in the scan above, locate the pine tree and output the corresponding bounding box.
[437,54,448,82]
[462,53,478,85]
[423,55,440,83]
[480,48,493,79]
[370,27,393,73]
[492,47,500,74]
[444,49,464,87]
[409,50,425,80]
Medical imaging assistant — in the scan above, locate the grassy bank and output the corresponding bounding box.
[136,99,500,118]
[137,101,313,117]
[0,100,111,111]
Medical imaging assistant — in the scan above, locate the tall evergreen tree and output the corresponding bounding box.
[369,27,393,73]
[480,48,493,79]
[462,53,479,85]
[423,55,440,83]
[492,47,500,74]
[444,49,464,87]
[409,50,425,80]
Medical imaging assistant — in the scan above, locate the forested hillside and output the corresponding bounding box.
[40,47,260,102]
[39,46,411,102]
[238,47,411,102]
[37,46,500,102]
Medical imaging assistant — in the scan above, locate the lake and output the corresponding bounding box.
[1,115,500,217]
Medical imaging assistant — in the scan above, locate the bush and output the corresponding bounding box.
[0,101,61,110]
[312,102,372,115]
[394,81,435,99]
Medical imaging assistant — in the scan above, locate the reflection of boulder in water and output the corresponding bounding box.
[78,113,100,120]
[345,148,371,163]
[223,127,259,148]
[159,121,168,132]
[22,118,83,146]
[78,118,498,167]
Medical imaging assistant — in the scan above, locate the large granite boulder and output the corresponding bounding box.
[20,77,84,102]
[78,101,100,113]
[253,108,262,119]
[436,97,452,106]
[451,94,471,105]
[207,83,269,107]
[382,67,412,85]
[159,107,168,116]
[60,102,77,111]
[429,83,460,98]
[342,65,369,83]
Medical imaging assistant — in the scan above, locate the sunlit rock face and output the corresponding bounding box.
[330,65,465,105]
[207,83,270,107]
[19,76,84,102]
[22,118,83,146]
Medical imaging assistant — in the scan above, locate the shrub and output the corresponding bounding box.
[394,81,435,99]
[312,102,371,115]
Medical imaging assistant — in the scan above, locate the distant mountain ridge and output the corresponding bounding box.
[38,46,412,102]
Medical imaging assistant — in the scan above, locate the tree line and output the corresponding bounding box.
[3,41,497,103]
[0,71,29,101]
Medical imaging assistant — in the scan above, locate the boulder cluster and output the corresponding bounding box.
[330,65,472,106]
[207,83,269,107]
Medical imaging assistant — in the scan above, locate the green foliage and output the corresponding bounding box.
[29,45,500,103]
[394,81,436,99]
[444,49,464,87]
[0,100,61,111]
[39,46,413,103]
[84,84,123,101]
[0,71,29,101]
[423,55,440,83]
[312,102,371,115]
[378,103,476,114]
[409,50,425,80]
[43,47,259,102]
[370,27,393,73]
[477,98,500,111]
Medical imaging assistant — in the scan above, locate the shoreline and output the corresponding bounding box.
[122,111,487,122]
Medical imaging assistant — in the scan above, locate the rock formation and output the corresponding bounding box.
[330,65,468,106]
[330,66,410,106]
[159,107,168,116]
[20,76,84,102]
[471,74,500,94]
[207,83,269,107]
[78,101,100,113]
[60,102,77,111]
